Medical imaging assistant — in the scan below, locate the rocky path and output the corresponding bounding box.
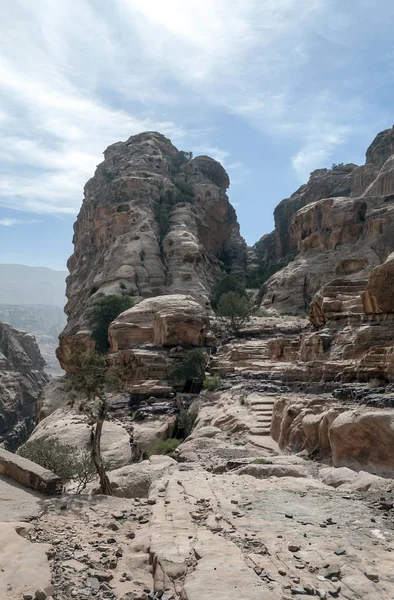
[24,445,394,600]
[0,474,42,522]
[0,475,53,600]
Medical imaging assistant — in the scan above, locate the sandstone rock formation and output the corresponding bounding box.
[258,126,394,313]
[58,131,246,371]
[271,395,394,477]
[109,294,209,351]
[0,322,48,451]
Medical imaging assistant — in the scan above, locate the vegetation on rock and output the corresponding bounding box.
[211,274,246,308]
[202,374,221,391]
[18,438,96,493]
[148,438,180,456]
[89,295,133,353]
[169,348,207,392]
[216,291,253,332]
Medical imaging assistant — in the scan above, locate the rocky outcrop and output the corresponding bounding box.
[0,322,48,451]
[109,294,209,351]
[271,395,394,477]
[259,126,394,313]
[0,447,62,495]
[58,132,246,371]
[0,304,66,376]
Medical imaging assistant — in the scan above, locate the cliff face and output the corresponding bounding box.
[0,322,48,451]
[259,127,394,312]
[58,131,246,371]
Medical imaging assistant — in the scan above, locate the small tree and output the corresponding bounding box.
[89,295,133,353]
[211,274,246,308]
[216,291,253,333]
[169,348,207,392]
[69,350,114,495]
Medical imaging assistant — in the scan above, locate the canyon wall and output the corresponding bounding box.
[258,127,394,313]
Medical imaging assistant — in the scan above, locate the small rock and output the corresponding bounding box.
[364,571,380,583]
[89,570,113,582]
[86,577,101,590]
[278,568,287,576]
[112,511,124,519]
[328,587,341,598]
[316,590,327,600]
[285,513,294,519]
[35,591,47,600]
[291,586,306,595]
[108,522,119,531]
[147,498,157,505]
[23,595,33,600]
[322,564,341,580]
[303,583,314,595]
[334,548,346,556]
[288,543,301,552]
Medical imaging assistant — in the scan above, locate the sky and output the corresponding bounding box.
[1,0,394,271]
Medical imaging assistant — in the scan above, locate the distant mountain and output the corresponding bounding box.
[0,265,67,375]
[0,264,67,307]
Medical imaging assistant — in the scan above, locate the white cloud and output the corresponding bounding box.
[0,0,385,214]
[0,218,41,227]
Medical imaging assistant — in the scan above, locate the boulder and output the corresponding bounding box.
[28,409,132,470]
[109,294,209,350]
[95,455,177,498]
[329,410,394,477]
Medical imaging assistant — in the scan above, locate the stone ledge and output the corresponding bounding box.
[0,448,63,495]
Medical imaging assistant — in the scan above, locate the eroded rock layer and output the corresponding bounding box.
[58,132,246,371]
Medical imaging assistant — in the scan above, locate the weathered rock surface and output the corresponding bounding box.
[58,131,246,371]
[29,409,132,470]
[271,395,394,477]
[259,127,394,313]
[0,322,48,451]
[109,294,209,350]
[0,522,52,600]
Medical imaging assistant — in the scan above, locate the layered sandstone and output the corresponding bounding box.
[58,132,246,371]
[0,322,48,451]
[259,127,394,313]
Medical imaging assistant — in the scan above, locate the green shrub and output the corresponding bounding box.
[211,274,246,308]
[251,458,273,465]
[202,374,221,391]
[148,438,180,456]
[169,348,207,384]
[101,167,115,182]
[18,438,96,493]
[154,202,170,242]
[170,150,193,172]
[89,295,133,353]
[246,262,286,288]
[216,291,253,332]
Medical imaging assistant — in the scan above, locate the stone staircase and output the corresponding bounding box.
[245,393,278,450]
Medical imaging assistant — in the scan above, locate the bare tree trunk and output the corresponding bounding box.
[91,418,113,496]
